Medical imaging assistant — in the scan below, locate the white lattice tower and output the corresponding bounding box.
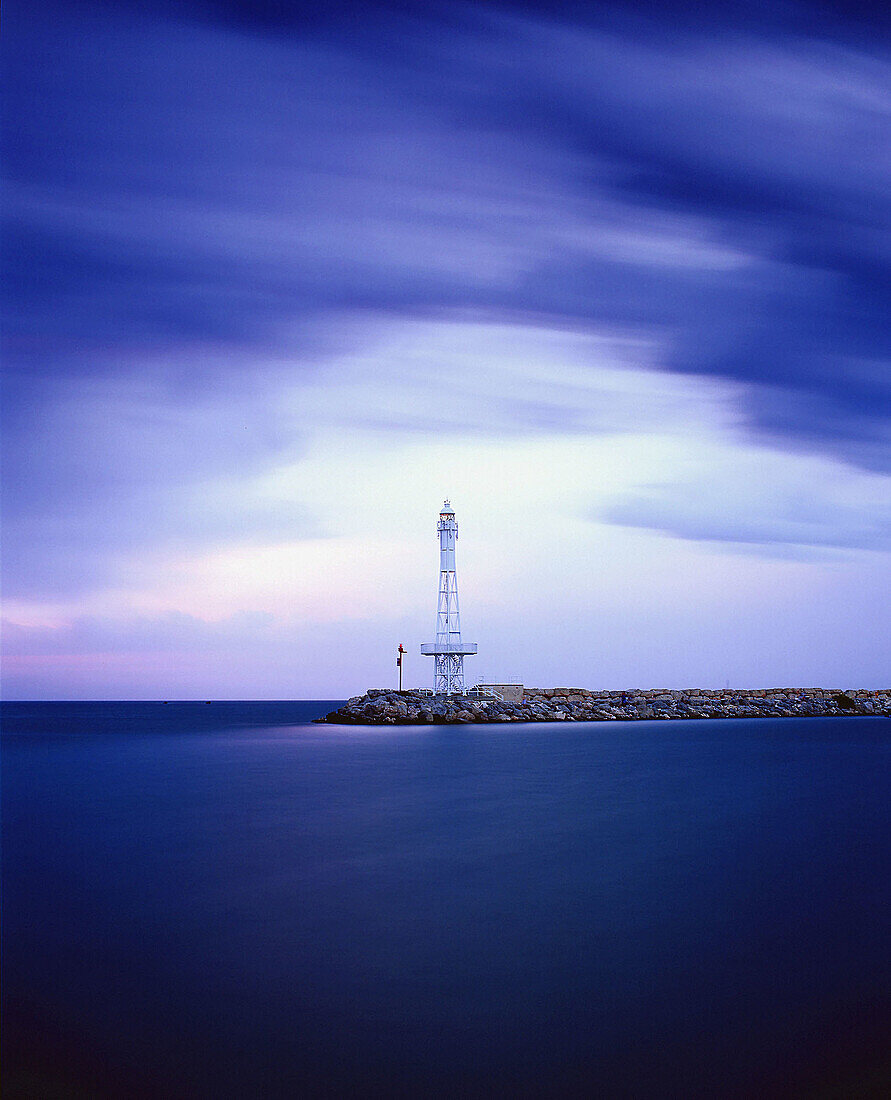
[420,500,477,694]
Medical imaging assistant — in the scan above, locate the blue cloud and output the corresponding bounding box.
[600,462,891,553]
[2,0,889,604]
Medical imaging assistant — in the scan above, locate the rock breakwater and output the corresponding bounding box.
[318,686,891,724]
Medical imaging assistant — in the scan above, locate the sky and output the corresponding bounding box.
[2,0,890,698]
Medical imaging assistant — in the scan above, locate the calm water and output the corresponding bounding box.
[3,702,890,1098]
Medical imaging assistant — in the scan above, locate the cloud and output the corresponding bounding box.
[3,309,887,612]
[3,0,888,468]
[1,375,316,599]
[600,447,891,552]
[2,1,889,695]
[0,609,275,657]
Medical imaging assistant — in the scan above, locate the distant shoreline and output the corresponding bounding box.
[319,686,891,724]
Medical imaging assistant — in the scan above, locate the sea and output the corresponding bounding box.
[3,701,890,1098]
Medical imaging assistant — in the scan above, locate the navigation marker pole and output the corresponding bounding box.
[421,500,477,695]
[397,643,405,691]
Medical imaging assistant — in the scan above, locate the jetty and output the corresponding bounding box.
[318,686,891,724]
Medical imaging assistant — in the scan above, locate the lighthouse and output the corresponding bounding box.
[420,499,477,694]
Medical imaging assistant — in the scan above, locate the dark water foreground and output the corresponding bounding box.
[3,702,890,1099]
